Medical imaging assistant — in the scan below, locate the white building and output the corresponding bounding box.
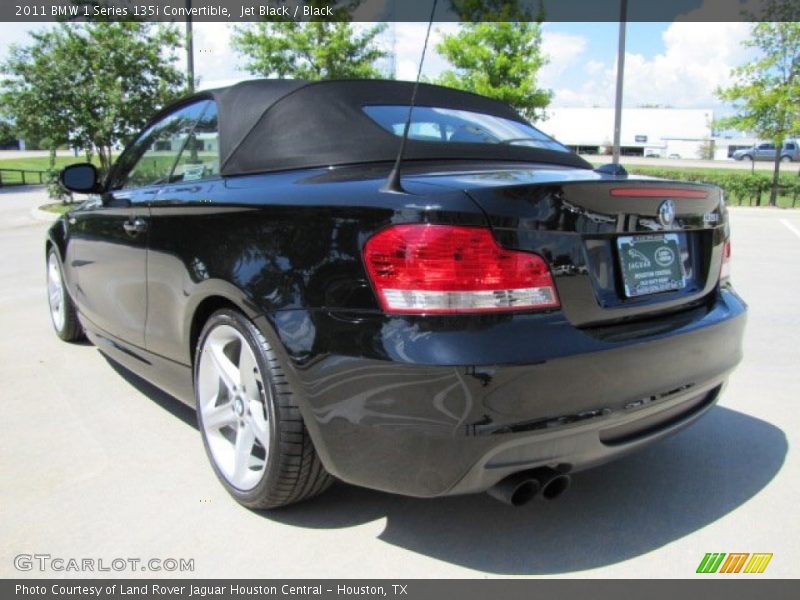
[156,132,219,154]
[539,107,715,159]
[711,136,760,160]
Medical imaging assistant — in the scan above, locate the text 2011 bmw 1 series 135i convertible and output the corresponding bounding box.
[48,79,746,508]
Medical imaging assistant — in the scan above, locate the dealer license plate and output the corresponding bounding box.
[616,233,686,298]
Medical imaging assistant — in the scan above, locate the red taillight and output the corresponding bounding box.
[720,240,731,282]
[363,224,560,314]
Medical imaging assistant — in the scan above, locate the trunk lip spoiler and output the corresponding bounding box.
[609,187,709,199]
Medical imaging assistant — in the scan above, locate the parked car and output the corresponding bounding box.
[49,80,746,509]
[733,140,799,162]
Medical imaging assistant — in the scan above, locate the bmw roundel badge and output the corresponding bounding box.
[658,199,676,227]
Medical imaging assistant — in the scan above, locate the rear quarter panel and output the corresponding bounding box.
[144,168,488,365]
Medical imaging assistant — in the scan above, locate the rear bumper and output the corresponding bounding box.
[448,381,722,495]
[260,287,746,497]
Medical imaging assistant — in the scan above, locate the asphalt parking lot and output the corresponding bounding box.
[0,186,798,578]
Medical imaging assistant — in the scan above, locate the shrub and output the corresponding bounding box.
[625,166,796,207]
[45,168,72,203]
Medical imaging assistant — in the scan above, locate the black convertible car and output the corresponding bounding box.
[48,79,746,508]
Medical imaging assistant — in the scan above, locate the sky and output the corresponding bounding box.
[0,20,756,115]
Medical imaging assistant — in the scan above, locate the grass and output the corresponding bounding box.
[0,170,47,185]
[588,160,799,179]
[0,155,103,186]
[39,202,72,215]
[624,164,797,180]
[0,155,99,172]
[624,166,799,208]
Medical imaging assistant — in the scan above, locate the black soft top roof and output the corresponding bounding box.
[183,79,591,176]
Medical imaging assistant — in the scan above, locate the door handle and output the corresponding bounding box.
[123,217,148,235]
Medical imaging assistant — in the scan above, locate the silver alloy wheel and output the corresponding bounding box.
[197,324,271,491]
[47,253,65,332]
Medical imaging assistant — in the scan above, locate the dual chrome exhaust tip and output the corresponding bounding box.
[487,467,571,507]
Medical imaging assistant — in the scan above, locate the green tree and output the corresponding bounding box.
[1,31,70,163]
[232,8,389,81]
[0,22,185,174]
[0,118,16,145]
[448,0,538,21]
[434,22,551,121]
[715,2,800,206]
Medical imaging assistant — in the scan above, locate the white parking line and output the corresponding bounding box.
[780,218,800,240]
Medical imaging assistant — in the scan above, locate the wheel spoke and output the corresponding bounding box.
[207,341,240,392]
[232,423,256,483]
[239,345,260,399]
[203,401,237,430]
[249,406,270,449]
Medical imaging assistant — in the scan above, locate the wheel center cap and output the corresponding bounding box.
[233,397,245,417]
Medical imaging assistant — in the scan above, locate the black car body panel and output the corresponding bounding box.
[48,79,746,500]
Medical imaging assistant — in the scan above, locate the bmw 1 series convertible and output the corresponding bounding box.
[48,79,746,508]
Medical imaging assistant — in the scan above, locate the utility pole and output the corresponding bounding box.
[185,0,195,93]
[389,23,397,79]
[612,0,628,164]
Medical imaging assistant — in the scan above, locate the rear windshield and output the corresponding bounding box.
[363,105,570,153]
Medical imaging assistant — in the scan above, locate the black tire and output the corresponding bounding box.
[194,309,333,509]
[780,155,792,163]
[46,247,84,342]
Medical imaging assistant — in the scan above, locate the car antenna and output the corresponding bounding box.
[381,0,439,194]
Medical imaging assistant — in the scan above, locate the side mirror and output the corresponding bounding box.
[60,163,101,194]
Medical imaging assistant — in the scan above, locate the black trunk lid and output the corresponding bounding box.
[412,167,727,327]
